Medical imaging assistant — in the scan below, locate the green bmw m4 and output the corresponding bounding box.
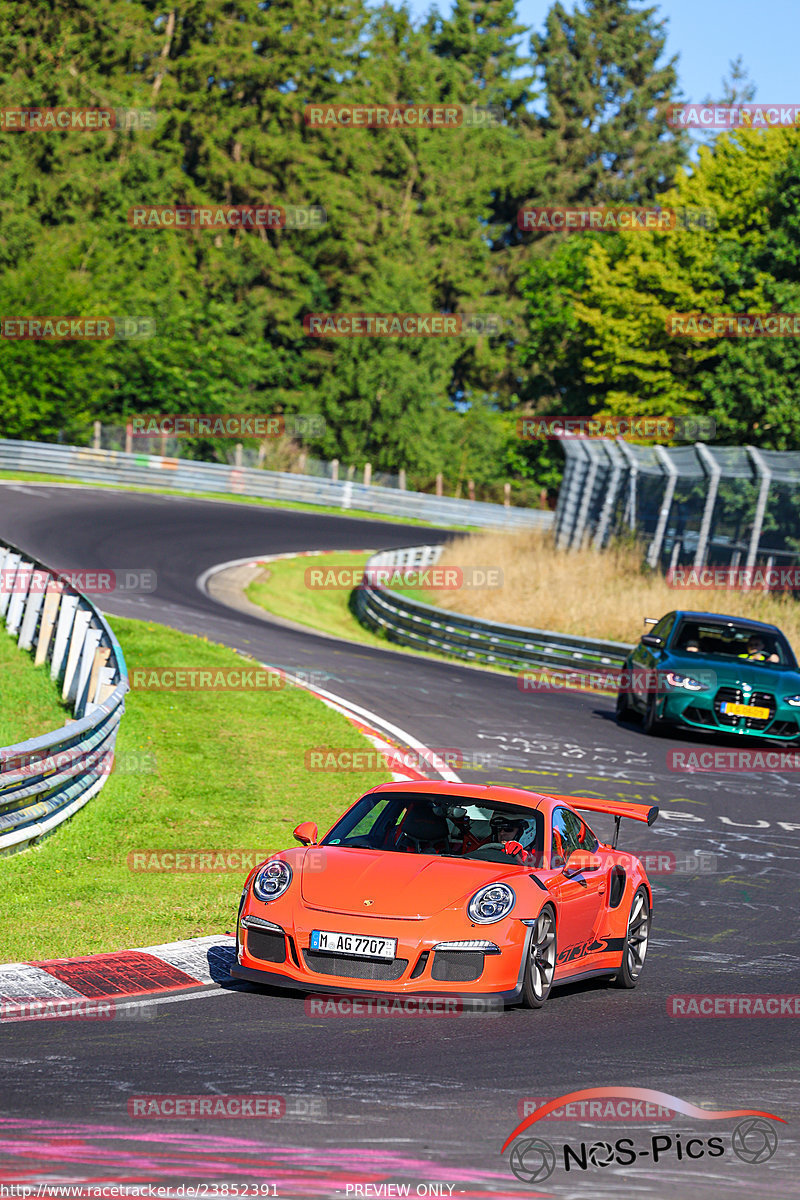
[616,610,800,741]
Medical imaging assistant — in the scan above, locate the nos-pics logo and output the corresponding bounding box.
[502,1088,783,1183]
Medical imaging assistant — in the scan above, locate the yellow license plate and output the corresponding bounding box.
[721,702,770,719]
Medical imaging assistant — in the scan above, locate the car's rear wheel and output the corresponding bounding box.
[613,886,650,988]
[522,906,557,1008]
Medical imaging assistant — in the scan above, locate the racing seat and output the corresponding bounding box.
[395,806,450,854]
[551,827,566,868]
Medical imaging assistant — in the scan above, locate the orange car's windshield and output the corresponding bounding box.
[321,792,544,863]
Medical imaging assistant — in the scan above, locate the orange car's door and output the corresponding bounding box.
[548,860,607,962]
[547,807,608,965]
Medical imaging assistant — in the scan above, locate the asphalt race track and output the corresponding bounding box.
[1,483,798,1200]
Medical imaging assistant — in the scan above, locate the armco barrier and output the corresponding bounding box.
[353,544,632,672]
[0,540,128,855]
[0,438,554,531]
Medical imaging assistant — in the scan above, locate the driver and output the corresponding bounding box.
[739,634,779,663]
[488,814,537,863]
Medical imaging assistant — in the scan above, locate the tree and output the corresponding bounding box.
[530,0,688,205]
[527,122,800,447]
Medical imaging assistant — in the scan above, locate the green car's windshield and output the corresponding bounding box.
[672,620,795,668]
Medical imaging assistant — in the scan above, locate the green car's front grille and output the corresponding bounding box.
[713,687,775,730]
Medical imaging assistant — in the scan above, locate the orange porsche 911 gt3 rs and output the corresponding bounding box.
[231,782,657,1008]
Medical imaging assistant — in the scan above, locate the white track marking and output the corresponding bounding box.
[198,553,462,783]
[271,665,462,784]
[196,549,376,595]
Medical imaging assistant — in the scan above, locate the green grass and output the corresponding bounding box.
[0,615,390,961]
[0,470,473,530]
[244,551,513,678]
[246,552,392,649]
[0,629,70,746]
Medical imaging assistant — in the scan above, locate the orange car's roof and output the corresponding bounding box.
[368,780,554,812]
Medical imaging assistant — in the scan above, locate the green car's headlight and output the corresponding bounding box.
[253,860,292,902]
[665,671,707,692]
[784,695,800,707]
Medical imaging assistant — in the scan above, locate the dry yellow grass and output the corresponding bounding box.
[431,531,800,651]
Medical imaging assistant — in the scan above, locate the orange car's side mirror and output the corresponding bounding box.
[562,850,602,877]
[293,821,318,846]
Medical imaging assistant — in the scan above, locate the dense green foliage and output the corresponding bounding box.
[0,0,795,498]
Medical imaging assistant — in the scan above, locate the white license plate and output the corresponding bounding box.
[309,930,397,959]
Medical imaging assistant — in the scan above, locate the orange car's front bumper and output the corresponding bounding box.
[230,901,532,1001]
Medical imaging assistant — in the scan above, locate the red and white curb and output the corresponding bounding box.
[0,934,236,1009]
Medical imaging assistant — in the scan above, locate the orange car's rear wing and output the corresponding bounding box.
[547,795,658,848]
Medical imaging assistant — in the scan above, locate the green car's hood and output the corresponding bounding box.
[667,651,800,697]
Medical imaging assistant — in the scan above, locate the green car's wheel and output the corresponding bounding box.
[615,688,632,720]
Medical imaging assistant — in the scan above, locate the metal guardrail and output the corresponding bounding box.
[0,540,128,855]
[0,438,554,532]
[354,544,633,673]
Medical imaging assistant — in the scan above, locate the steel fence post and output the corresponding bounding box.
[646,446,679,569]
[693,443,721,570]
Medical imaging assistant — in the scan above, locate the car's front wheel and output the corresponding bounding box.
[522,905,557,1009]
[615,688,632,721]
[613,886,650,988]
[643,693,662,735]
